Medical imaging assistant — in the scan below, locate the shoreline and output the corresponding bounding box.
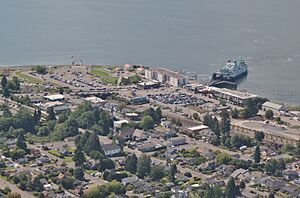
[0,64,300,108]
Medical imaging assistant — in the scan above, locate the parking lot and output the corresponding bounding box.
[147,92,205,105]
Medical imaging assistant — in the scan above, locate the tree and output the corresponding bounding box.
[254,131,265,142]
[2,86,10,98]
[124,154,138,174]
[226,177,240,198]
[265,110,274,120]
[73,167,84,180]
[239,180,246,189]
[140,115,154,130]
[73,149,86,167]
[231,108,239,119]
[62,118,79,138]
[243,99,258,118]
[13,109,35,133]
[137,155,151,178]
[85,133,102,154]
[16,131,28,151]
[193,113,199,120]
[35,65,47,74]
[1,75,7,88]
[220,110,230,134]
[150,165,164,181]
[47,107,56,120]
[254,146,261,163]
[155,107,162,123]
[296,140,300,158]
[168,163,177,182]
[61,177,75,189]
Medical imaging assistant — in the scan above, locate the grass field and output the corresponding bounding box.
[15,71,43,84]
[90,66,118,84]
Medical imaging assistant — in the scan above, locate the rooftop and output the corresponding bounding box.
[44,94,64,101]
[187,125,209,131]
[209,87,257,100]
[84,96,105,104]
[262,101,284,110]
[148,67,185,79]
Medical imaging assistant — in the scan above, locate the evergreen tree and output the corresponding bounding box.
[226,177,240,198]
[220,110,231,135]
[1,75,7,88]
[47,107,56,120]
[168,163,177,182]
[2,86,10,98]
[16,132,28,151]
[73,149,86,167]
[124,154,138,174]
[137,155,151,178]
[85,133,103,154]
[254,146,261,163]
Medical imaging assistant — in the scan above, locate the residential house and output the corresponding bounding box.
[283,170,299,181]
[230,168,248,179]
[102,143,121,157]
[170,137,186,146]
[133,129,148,142]
[121,176,139,185]
[138,143,156,152]
[119,127,135,141]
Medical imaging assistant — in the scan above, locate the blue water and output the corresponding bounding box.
[0,0,300,104]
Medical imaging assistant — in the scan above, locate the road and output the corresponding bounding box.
[0,178,35,198]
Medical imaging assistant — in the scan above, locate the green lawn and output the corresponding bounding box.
[90,66,118,84]
[15,71,43,84]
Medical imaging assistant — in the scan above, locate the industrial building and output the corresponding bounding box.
[209,87,258,106]
[144,68,188,87]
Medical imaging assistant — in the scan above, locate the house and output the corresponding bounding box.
[119,127,135,141]
[164,130,177,139]
[265,179,286,189]
[199,160,216,171]
[170,137,186,146]
[262,101,285,114]
[114,120,129,131]
[138,143,156,152]
[230,168,248,179]
[18,157,28,164]
[133,129,148,142]
[206,177,225,186]
[124,113,140,121]
[44,184,53,191]
[217,164,234,177]
[30,149,41,157]
[161,120,173,128]
[280,186,300,197]
[102,143,121,157]
[164,148,179,161]
[121,176,139,185]
[282,170,298,181]
[36,156,51,164]
[53,105,70,114]
[202,149,216,160]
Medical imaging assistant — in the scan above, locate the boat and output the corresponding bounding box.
[212,59,248,81]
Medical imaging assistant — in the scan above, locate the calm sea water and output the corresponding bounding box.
[1,0,300,104]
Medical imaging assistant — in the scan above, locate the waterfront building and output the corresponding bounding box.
[145,68,188,87]
[209,87,258,106]
[262,101,285,114]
